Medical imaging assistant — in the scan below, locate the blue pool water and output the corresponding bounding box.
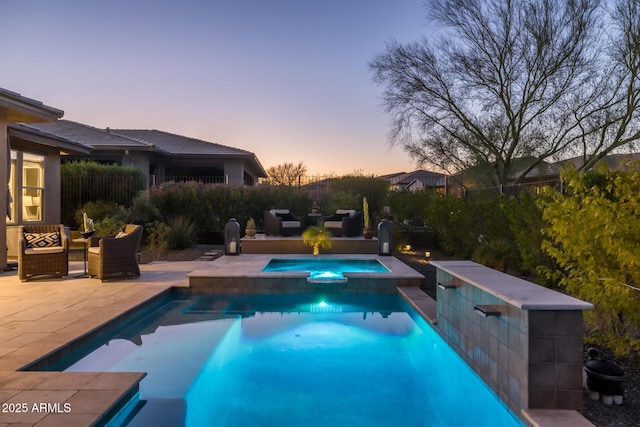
[52,294,524,427]
[262,258,390,282]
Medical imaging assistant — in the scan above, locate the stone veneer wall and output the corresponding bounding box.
[432,261,591,418]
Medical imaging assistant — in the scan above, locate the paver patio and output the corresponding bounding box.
[0,260,208,427]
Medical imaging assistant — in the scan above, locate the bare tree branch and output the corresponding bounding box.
[265,162,308,186]
[371,0,640,185]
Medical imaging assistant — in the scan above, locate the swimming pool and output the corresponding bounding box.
[51,293,524,426]
[262,258,390,282]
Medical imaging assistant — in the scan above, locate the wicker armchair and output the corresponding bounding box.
[323,210,363,237]
[264,209,303,236]
[88,224,143,282]
[18,224,69,281]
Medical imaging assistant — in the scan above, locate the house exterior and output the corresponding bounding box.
[382,170,447,193]
[1,89,90,269]
[22,120,268,186]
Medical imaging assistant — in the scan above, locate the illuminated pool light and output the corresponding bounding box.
[307,270,347,283]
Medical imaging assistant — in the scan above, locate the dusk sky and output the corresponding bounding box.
[1,1,433,176]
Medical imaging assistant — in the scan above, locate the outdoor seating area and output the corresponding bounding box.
[14,223,143,283]
[263,208,365,238]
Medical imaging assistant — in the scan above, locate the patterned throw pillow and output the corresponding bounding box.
[24,232,61,248]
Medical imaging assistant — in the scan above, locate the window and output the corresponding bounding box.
[21,152,45,222]
[7,150,16,223]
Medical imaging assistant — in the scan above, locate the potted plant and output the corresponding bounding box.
[245,217,257,238]
[302,226,333,255]
[362,196,374,239]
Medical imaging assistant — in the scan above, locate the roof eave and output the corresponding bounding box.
[0,88,64,122]
[8,124,91,155]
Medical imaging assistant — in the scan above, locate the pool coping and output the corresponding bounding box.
[187,254,424,293]
[0,258,594,427]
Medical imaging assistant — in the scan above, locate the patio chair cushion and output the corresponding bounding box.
[324,209,357,228]
[24,232,61,248]
[116,231,128,238]
[323,220,343,228]
[335,209,356,216]
[24,246,65,255]
[282,220,302,228]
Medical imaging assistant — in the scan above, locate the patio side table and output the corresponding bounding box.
[307,212,323,226]
[71,237,90,278]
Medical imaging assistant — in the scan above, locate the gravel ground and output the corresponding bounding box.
[395,250,639,427]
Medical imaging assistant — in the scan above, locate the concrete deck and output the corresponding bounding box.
[0,260,208,427]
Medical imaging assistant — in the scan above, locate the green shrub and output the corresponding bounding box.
[61,160,146,226]
[95,216,126,236]
[148,182,311,242]
[122,191,162,227]
[326,175,389,223]
[540,165,640,355]
[146,220,169,260]
[503,192,552,277]
[74,201,124,230]
[165,216,196,250]
[472,238,518,272]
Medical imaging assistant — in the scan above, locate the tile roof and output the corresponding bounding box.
[20,120,259,158]
[17,120,268,177]
[112,129,255,157]
[387,169,447,187]
[8,123,91,155]
[21,120,151,150]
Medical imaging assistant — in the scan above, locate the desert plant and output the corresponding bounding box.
[246,217,256,229]
[147,220,169,260]
[302,226,333,255]
[165,216,196,250]
[363,196,371,229]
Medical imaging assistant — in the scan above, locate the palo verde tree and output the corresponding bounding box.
[370,0,640,185]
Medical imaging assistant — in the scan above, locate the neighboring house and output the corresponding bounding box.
[456,153,640,196]
[381,170,447,193]
[553,152,640,174]
[22,120,268,186]
[1,88,90,269]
